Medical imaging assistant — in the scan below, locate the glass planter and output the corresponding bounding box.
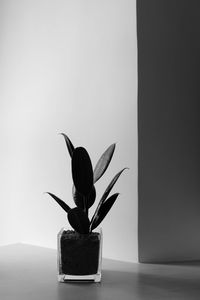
[57,227,102,283]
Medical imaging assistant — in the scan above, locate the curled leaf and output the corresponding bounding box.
[90,193,119,231]
[72,147,94,197]
[93,143,116,183]
[72,185,96,209]
[46,192,71,213]
[60,133,75,158]
[68,207,90,234]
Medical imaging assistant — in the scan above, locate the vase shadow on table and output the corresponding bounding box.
[56,270,135,300]
[56,261,200,300]
[102,269,135,284]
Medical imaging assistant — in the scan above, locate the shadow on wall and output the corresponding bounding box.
[137,0,200,262]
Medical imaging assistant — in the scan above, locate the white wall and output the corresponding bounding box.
[0,0,137,262]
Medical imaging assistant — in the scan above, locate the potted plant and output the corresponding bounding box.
[47,134,126,282]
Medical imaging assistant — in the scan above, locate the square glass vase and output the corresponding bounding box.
[57,227,102,283]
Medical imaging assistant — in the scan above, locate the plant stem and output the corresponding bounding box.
[84,196,88,216]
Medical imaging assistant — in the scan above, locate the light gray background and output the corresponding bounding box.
[0,0,137,262]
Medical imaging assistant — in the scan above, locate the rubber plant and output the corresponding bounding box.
[47,133,127,234]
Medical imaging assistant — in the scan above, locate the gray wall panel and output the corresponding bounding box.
[138,0,200,262]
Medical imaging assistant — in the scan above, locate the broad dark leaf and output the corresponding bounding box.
[46,192,71,213]
[90,193,119,231]
[93,143,116,183]
[72,184,96,209]
[68,207,90,234]
[91,168,127,225]
[72,147,94,197]
[60,133,75,158]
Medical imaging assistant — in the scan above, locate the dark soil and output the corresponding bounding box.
[60,230,100,275]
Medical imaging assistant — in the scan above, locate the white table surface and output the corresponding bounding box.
[0,244,200,300]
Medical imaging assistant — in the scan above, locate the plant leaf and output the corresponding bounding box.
[90,168,127,226]
[72,147,94,197]
[90,193,119,231]
[72,184,96,209]
[46,192,71,213]
[93,143,116,183]
[60,133,75,158]
[68,207,90,234]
